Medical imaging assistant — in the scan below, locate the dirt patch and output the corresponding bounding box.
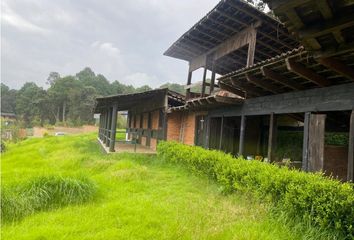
[33,125,98,137]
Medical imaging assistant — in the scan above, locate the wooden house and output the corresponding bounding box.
[95,0,354,181]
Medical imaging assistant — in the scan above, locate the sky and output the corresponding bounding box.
[1,0,220,90]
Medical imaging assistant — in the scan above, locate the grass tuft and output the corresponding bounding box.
[1,175,97,223]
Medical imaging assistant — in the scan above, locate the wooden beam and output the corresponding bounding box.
[231,78,264,96]
[285,8,304,29]
[285,58,330,87]
[317,57,354,81]
[245,74,279,93]
[218,81,245,98]
[238,115,246,156]
[299,15,354,40]
[316,0,333,19]
[109,104,118,152]
[302,112,310,171]
[261,67,304,90]
[210,62,216,94]
[348,110,354,181]
[247,29,257,67]
[186,71,192,100]
[267,113,277,162]
[308,114,326,172]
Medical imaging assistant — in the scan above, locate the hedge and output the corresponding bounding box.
[157,141,354,238]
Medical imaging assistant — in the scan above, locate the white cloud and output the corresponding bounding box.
[1,1,47,34]
[123,72,159,87]
[91,41,120,56]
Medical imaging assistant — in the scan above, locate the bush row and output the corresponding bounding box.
[157,141,354,238]
[1,175,97,223]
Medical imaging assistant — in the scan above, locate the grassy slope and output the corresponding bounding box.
[1,134,316,239]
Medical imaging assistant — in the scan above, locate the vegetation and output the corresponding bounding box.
[158,141,354,239]
[1,133,343,240]
[1,68,185,128]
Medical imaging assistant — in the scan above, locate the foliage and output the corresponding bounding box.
[1,175,97,223]
[1,133,338,239]
[159,82,185,95]
[157,141,354,238]
[1,83,17,114]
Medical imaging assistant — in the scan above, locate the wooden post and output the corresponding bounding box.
[186,71,192,100]
[348,110,354,181]
[204,116,211,149]
[219,116,224,150]
[246,29,257,67]
[106,108,112,147]
[302,112,310,171]
[201,67,207,97]
[103,110,108,144]
[239,115,246,156]
[210,63,216,94]
[267,113,277,162]
[308,114,326,172]
[109,104,118,152]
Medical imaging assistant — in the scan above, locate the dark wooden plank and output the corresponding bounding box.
[348,110,354,181]
[231,78,264,96]
[245,74,279,94]
[210,62,216,94]
[285,58,330,87]
[106,108,112,147]
[308,114,326,172]
[317,57,354,81]
[261,67,304,90]
[109,104,118,152]
[267,113,277,162]
[238,115,246,156]
[246,29,257,67]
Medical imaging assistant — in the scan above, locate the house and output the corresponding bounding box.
[95,0,354,181]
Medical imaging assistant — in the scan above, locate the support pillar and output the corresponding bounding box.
[210,63,216,94]
[238,115,246,156]
[103,110,108,144]
[106,108,112,147]
[267,113,277,162]
[186,71,192,100]
[219,116,224,150]
[302,112,310,171]
[201,67,207,97]
[348,110,354,181]
[109,104,118,152]
[307,113,326,172]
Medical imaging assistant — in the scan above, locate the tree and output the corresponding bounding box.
[16,82,47,126]
[46,72,61,86]
[159,83,185,95]
[1,83,17,113]
[135,85,152,93]
[247,0,266,11]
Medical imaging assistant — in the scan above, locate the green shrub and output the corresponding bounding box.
[1,175,97,223]
[157,141,354,238]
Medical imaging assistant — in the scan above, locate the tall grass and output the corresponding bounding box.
[1,175,97,223]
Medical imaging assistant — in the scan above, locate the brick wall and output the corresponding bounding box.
[324,145,348,181]
[150,138,157,150]
[141,136,147,146]
[167,112,181,142]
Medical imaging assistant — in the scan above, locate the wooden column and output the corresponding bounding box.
[308,114,326,172]
[302,112,310,171]
[201,67,207,97]
[186,71,192,100]
[210,63,216,94]
[348,110,354,181]
[238,115,246,156]
[204,116,211,149]
[246,29,257,67]
[219,116,224,150]
[106,108,112,147]
[267,113,277,162]
[99,113,103,140]
[103,111,108,144]
[109,104,118,152]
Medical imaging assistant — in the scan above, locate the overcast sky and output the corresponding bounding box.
[1,0,220,89]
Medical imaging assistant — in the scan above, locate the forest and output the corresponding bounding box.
[1,67,184,127]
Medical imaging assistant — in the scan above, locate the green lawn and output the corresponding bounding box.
[1,134,331,239]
